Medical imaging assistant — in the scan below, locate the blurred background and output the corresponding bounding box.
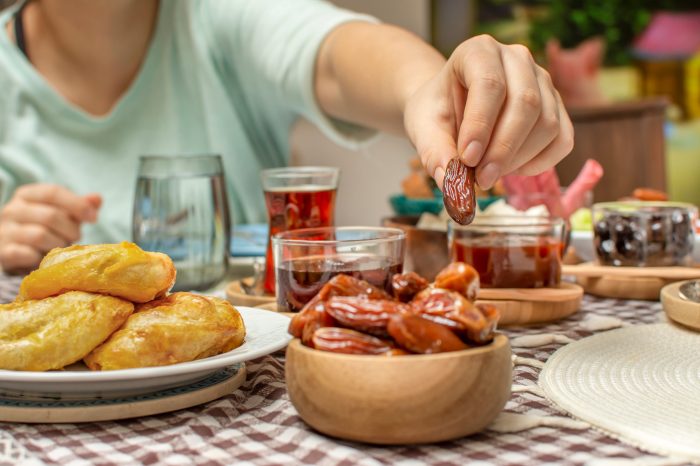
[294,0,700,225]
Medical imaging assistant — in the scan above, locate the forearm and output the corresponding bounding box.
[315,22,446,135]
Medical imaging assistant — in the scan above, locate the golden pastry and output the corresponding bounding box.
[18,242,176,303]
[84,292,246,370]
[0,291,134,371]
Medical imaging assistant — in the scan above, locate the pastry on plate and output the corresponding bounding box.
[0,291,134,371]
[84,292,246,370]
[18,242,176,303]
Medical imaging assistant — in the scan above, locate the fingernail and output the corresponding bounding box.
[479,163,500,190]
[461,141,483,167]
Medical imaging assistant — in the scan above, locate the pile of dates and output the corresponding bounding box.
[288,262,499,355]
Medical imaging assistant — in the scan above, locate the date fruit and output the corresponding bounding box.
[442,158,476,225]
[391,272,429,302]
[387,312,468,354]
[324,296,407,335]
[315,274,392,302]
[410,288,493,343]
[433,262,480,301]
[312,327,393,355]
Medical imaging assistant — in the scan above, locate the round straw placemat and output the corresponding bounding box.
[539,323,700,461]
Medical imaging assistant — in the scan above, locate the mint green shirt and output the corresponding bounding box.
[0,0,374,244]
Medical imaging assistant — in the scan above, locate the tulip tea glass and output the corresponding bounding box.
[133,154,231,291]
[261,166,340,295]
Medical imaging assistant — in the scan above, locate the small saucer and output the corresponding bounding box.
[562,262,700,301]
[0,364,246,424]
[476,283,584,326]
[225,278,276,307]
[661,281,700,331]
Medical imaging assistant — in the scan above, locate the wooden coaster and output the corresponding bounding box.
[661,281,700,331]
[0,365,247,424]
[476,282,583,326]
[562,263,700,301]
[225,278,275,307]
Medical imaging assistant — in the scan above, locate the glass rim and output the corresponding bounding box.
[261,166,340,178]
[272,226,406,247]
[138,154,222,162]
[449,216,566,229]
[593,201,698,212]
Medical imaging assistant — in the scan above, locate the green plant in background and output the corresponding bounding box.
[528,0,699,66]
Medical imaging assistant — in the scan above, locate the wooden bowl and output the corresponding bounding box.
[285,335,512,445]
[661,281,700,331]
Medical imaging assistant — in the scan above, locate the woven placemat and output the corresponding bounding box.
[540,323,700,462]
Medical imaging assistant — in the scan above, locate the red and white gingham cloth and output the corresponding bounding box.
[0,275,678,466]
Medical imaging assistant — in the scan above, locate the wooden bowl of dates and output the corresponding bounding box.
[285,334,511,445]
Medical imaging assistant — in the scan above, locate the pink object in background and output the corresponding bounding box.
[502,159,603,219]
[633,12,700,59]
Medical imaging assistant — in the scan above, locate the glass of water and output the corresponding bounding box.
[133,154,231,291]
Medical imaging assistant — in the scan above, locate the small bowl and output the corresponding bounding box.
[593,202,697,267]
[449,216,567,288]
[285,335,512,445]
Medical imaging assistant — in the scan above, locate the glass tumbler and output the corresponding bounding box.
[261,166,340,295]
[133,154,231,291]
[272,226,406,312]
[449,216,567,288]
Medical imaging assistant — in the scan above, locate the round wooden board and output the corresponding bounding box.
[0,365,247,424]
[661,281,700,331]
[225,279,275,307]
[477,283,583,326]
[562,263,700,301]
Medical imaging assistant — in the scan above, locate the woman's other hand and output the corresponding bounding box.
[0,184,101,274]
[404,35,574,191]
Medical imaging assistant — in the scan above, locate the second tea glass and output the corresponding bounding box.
[261,166,340,295]
[272,226,406,312]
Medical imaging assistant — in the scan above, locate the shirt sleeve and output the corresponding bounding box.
[198,0,379,149]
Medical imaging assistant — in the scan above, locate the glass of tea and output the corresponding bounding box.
[272,226,406,312]
[261,166,340,295]
[133,154,231,291]
[449,217,566,288]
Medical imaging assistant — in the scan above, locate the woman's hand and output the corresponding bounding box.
[403,35,574,190]
[0,184,101,274]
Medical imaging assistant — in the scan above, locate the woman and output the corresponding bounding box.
[0,0,573,273]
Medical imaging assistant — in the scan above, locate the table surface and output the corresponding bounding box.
[0,274,684,466]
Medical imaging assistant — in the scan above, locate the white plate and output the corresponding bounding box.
[570,230,700,264]
[0,307,291,399]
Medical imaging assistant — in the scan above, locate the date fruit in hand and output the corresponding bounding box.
[443,158,476,225]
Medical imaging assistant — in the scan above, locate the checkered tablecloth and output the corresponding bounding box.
[0,275,683,466]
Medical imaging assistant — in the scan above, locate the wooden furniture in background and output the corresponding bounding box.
[556,98,667,202]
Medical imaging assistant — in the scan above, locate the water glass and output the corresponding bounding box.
[261,166,340,295]
[133,155,231,291]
